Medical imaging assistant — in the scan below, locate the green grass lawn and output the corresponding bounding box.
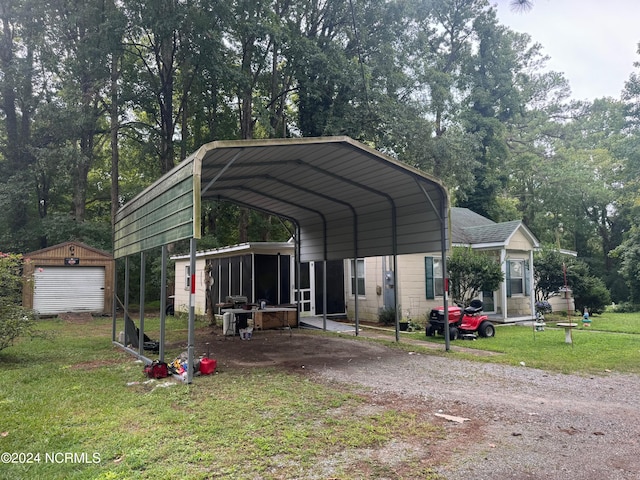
[0,317,443,480]
[2,312,639,479]
[402,311,640,375]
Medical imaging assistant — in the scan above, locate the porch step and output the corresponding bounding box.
[300,317,356,333]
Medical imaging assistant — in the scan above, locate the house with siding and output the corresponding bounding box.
[344,207,540,323]
[171,242,346,319]
[173,208,541,325]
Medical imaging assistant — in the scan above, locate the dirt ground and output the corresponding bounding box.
[186,325,640,479]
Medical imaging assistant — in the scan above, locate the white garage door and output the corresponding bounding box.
[33,266,105,315]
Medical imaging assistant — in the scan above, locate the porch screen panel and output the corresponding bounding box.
[255,254,278,305]
[279,255,291,304]
[242,255,252,298]
[231,257,241,295]
[208,259,221,307]
[315,260,345,315]
[220,258,230,301]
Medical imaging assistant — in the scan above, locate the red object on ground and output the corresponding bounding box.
[200,357,217,375]
[144,361,168,379]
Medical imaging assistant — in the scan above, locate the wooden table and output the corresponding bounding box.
[556,322,578,344]
[221,307,297,335]
[253,308,297,330]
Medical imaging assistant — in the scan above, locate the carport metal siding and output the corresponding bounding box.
[113,157,202,258]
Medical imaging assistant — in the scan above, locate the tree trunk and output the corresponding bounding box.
[110,51,120,229]
[157,0,176,174]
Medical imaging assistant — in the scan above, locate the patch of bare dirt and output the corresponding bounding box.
[58,312,95,323]
[69,358,130,371]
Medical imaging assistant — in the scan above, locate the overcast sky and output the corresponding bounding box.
[494,0,640,101]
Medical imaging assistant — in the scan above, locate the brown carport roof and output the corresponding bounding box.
[114,136,450,261]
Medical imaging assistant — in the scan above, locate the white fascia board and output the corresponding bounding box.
[170,242,294,260]
[469,242,506,250]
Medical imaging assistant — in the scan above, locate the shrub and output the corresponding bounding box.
[377,306,397,326]
[611,302,640,313]
[572,275,611,315]
[0,253,41,352]
[448,247,503,307]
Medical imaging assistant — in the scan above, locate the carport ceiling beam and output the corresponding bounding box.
[217,185,328,259]
[201,149,243,196]
[293,158,398,251]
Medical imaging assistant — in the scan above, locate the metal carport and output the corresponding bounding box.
[112,136,451,382]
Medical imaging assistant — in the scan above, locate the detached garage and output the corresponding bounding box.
[23,241,114,316]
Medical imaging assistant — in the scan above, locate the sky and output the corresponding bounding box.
[494,0,640,101]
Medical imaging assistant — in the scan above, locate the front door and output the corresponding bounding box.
[295,261,315,316]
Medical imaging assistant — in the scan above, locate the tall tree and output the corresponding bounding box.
[123,0,201,173]
[0,0,42,247]
[457,10,525,218]
[46,0,123,223]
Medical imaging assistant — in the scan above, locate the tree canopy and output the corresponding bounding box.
[1,0,639,307]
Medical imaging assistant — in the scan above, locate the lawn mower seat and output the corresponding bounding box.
[124,317,160,353]
[464,299,484,315]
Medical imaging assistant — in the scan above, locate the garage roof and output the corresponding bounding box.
[114,136,449,261]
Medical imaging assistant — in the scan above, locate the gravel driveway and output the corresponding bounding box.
[202,328,640,479]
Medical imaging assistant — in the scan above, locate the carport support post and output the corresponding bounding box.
[112,259,117,342]
[441,202,450,352]
[187,238,197,384]
[393,254,399,343]
[295,225,302,328]
[159,245,167,362]
[138,251,145,356]
[124,256,130,332]
[322,260,327,331]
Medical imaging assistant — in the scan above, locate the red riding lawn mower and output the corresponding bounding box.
[426,299,495,340]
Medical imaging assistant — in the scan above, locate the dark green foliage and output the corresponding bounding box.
[448,247,503,307]
[535,247,612,314]
[0,254,40,352]
[534,248,567,301]
[611,225,640,304]
[377,306,397,326]
[0,0,635,312]
[572,275,611,315]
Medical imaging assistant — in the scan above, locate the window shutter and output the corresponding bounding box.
[425,257,434,299]
[524,261,530,296]
[506,261,512,298]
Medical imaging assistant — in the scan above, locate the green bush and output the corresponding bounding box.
[610,302,640,313]
[0,253,40,352]
[377,306,397,326]
[573,275,611,315]
[448,247,503,306]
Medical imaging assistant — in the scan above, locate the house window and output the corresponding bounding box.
[184,265,191,291]
[434,258,444,297]
[508,260,524,295]
[425,257,444,299]
[350,259,365,295]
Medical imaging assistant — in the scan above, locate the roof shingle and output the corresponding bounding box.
[451,207,525,246]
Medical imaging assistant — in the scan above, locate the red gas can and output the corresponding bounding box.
[200,357,216,375]
[200,343,216,375]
